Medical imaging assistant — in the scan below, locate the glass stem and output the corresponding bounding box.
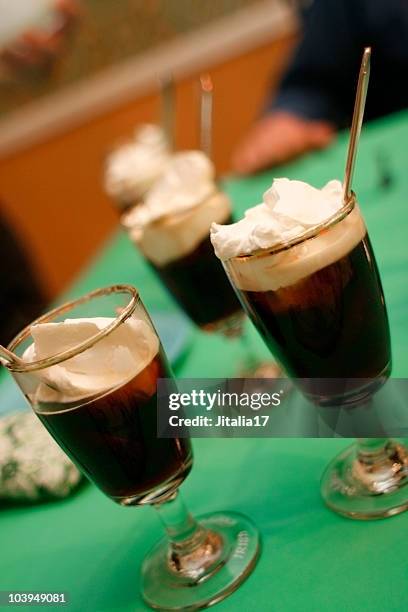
[352,437,408,493]
[153,490,222,579]
[357,437,389,455]
[355,437,391,465]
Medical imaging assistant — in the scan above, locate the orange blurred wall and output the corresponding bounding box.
[0,33,295,300]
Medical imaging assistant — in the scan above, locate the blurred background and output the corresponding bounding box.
[0,0,297,304]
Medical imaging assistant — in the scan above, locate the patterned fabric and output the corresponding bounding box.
[0,411,82,502]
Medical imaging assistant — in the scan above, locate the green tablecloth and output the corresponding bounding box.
[1,111,408,611]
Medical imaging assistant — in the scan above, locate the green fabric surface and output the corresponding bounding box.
[1,111,408,611]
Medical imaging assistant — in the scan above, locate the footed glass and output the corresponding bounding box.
[223,194,408,519]
[3,285,260,609]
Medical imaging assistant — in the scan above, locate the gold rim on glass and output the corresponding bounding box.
[226,192,356,262]
[6,284,139,373]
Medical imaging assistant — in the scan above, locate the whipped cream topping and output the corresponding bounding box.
[211,178,366,292]
[132,191,231,266]
[122,151,231,266]
[122,151,216,230]
[104,124,170,204]
[23,317,159,399]
[211,178,344,260]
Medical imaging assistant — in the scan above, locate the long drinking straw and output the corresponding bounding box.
[0,345,25,367]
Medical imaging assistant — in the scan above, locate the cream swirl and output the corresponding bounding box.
[121,151,230,266]
[211,178,366,292]
[23,317,159,398]
[211,178,344,260]
[122,150,216,229]
[104,124,170,204]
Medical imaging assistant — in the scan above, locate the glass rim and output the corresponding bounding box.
[224,192,357,263]
[6,284,139,373]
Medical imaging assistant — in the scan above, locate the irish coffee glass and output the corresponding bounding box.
[223,195,408,519]
[4,285,260,609]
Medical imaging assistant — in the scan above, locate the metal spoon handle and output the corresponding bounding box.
[0,345,24,367]
[200,73,213,161]
[160,73,175,150]
[343,47,371,202]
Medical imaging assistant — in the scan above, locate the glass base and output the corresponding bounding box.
[141,511,260,610]
[321,440,408,519]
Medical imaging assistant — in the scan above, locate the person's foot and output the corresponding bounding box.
[232,112,336,175]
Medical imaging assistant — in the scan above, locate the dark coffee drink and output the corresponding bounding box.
[153,225,242,330]
[35,351,192,505]
[240,235,391,404]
